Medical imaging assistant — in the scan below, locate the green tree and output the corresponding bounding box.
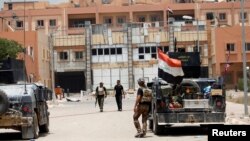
[0,38,24,61]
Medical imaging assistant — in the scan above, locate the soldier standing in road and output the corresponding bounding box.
[133,78,152,138]
[95,82,107,112]
[114,80,125,111]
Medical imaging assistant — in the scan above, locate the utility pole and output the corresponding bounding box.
[196,18,199,52]
[240,0,249,117]
[49,33,56,102]
[85,23,92,92]
[127,23,134,90]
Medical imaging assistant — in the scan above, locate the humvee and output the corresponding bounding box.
[0,83,51,139]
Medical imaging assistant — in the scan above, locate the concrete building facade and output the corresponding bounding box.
[1,0,250,92]
[0,31,51,88]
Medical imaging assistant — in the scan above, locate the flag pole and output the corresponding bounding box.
[167,7,169,52]
[167,9,169,25]
[240,0,249,116]
[223,50,230,88]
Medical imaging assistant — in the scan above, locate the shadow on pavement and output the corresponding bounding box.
[0,132,23,141]
[149,126,208,136]
[0,131,50,141]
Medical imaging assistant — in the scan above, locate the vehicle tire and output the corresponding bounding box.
[180,79,201,92]
[39,114,49,133]
[153,114,164,135]
[0,89,9,115]
[22,112,39,139]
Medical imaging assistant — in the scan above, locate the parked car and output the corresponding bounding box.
[0,83,51,139]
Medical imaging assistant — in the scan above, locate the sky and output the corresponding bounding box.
[0,0,69,10]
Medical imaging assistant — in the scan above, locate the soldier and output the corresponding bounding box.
[114,80,125,111]
[133,78,152,138]
[95,82,107,112]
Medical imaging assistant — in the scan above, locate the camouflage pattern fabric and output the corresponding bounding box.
[133,104,150,135]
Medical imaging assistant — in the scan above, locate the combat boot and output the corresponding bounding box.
[134,132,142,138]
[140,132,146,138]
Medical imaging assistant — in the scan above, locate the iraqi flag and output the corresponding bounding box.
[158,49,184,84]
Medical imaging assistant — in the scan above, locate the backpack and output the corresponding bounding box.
[141,87,153,103]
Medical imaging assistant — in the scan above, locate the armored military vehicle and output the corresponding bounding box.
[0,58,51,139]
[148,52,226,135]
[0,83,51,139]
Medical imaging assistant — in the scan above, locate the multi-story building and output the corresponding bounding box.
[1,0,250,92]
[0,31,51,88]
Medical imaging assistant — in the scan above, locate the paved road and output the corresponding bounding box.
[0,94,209,141]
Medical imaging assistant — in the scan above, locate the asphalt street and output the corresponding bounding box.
[0,92,249,141]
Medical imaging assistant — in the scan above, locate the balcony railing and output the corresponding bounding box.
[53,21,208,46]
[55,61,86,72]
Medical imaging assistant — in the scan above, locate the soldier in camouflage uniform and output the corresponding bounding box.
[133,78,152,138]
[95,82,107,112]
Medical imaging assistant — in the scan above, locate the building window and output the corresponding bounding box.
[104,48,109,55]
[16,21,23,28]
[150,15,160,22]
[98,48,103,55]
[111,48,116,55]
[138,46,158,60]
[75,51,83,60]
[151,54,157,59]
[139,55,144,59]
[226,43,235,51]
[145,47,150,53]
[104,17,112,25]
[117,16,126,25]
[28,46,33,57]
[240,12,247,21]
[37,20,44,28]
[245,43,250,51]
[151,47,156,53]
[117,48,122,54]
[163,46,169,53]
[93,47,123,56]
[49,19,56,27]
[206,12,214,20]
[102,0,111,4]
[139,47,144,53]
[219,13,226,20]
[8,4,12,10]
[59,52,68,60]
[178,48,185,52]
[92,49,97,55]
[158,46,163,51]
[138,16,146,22]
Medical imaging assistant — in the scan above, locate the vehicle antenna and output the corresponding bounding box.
[23,0,27,94]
